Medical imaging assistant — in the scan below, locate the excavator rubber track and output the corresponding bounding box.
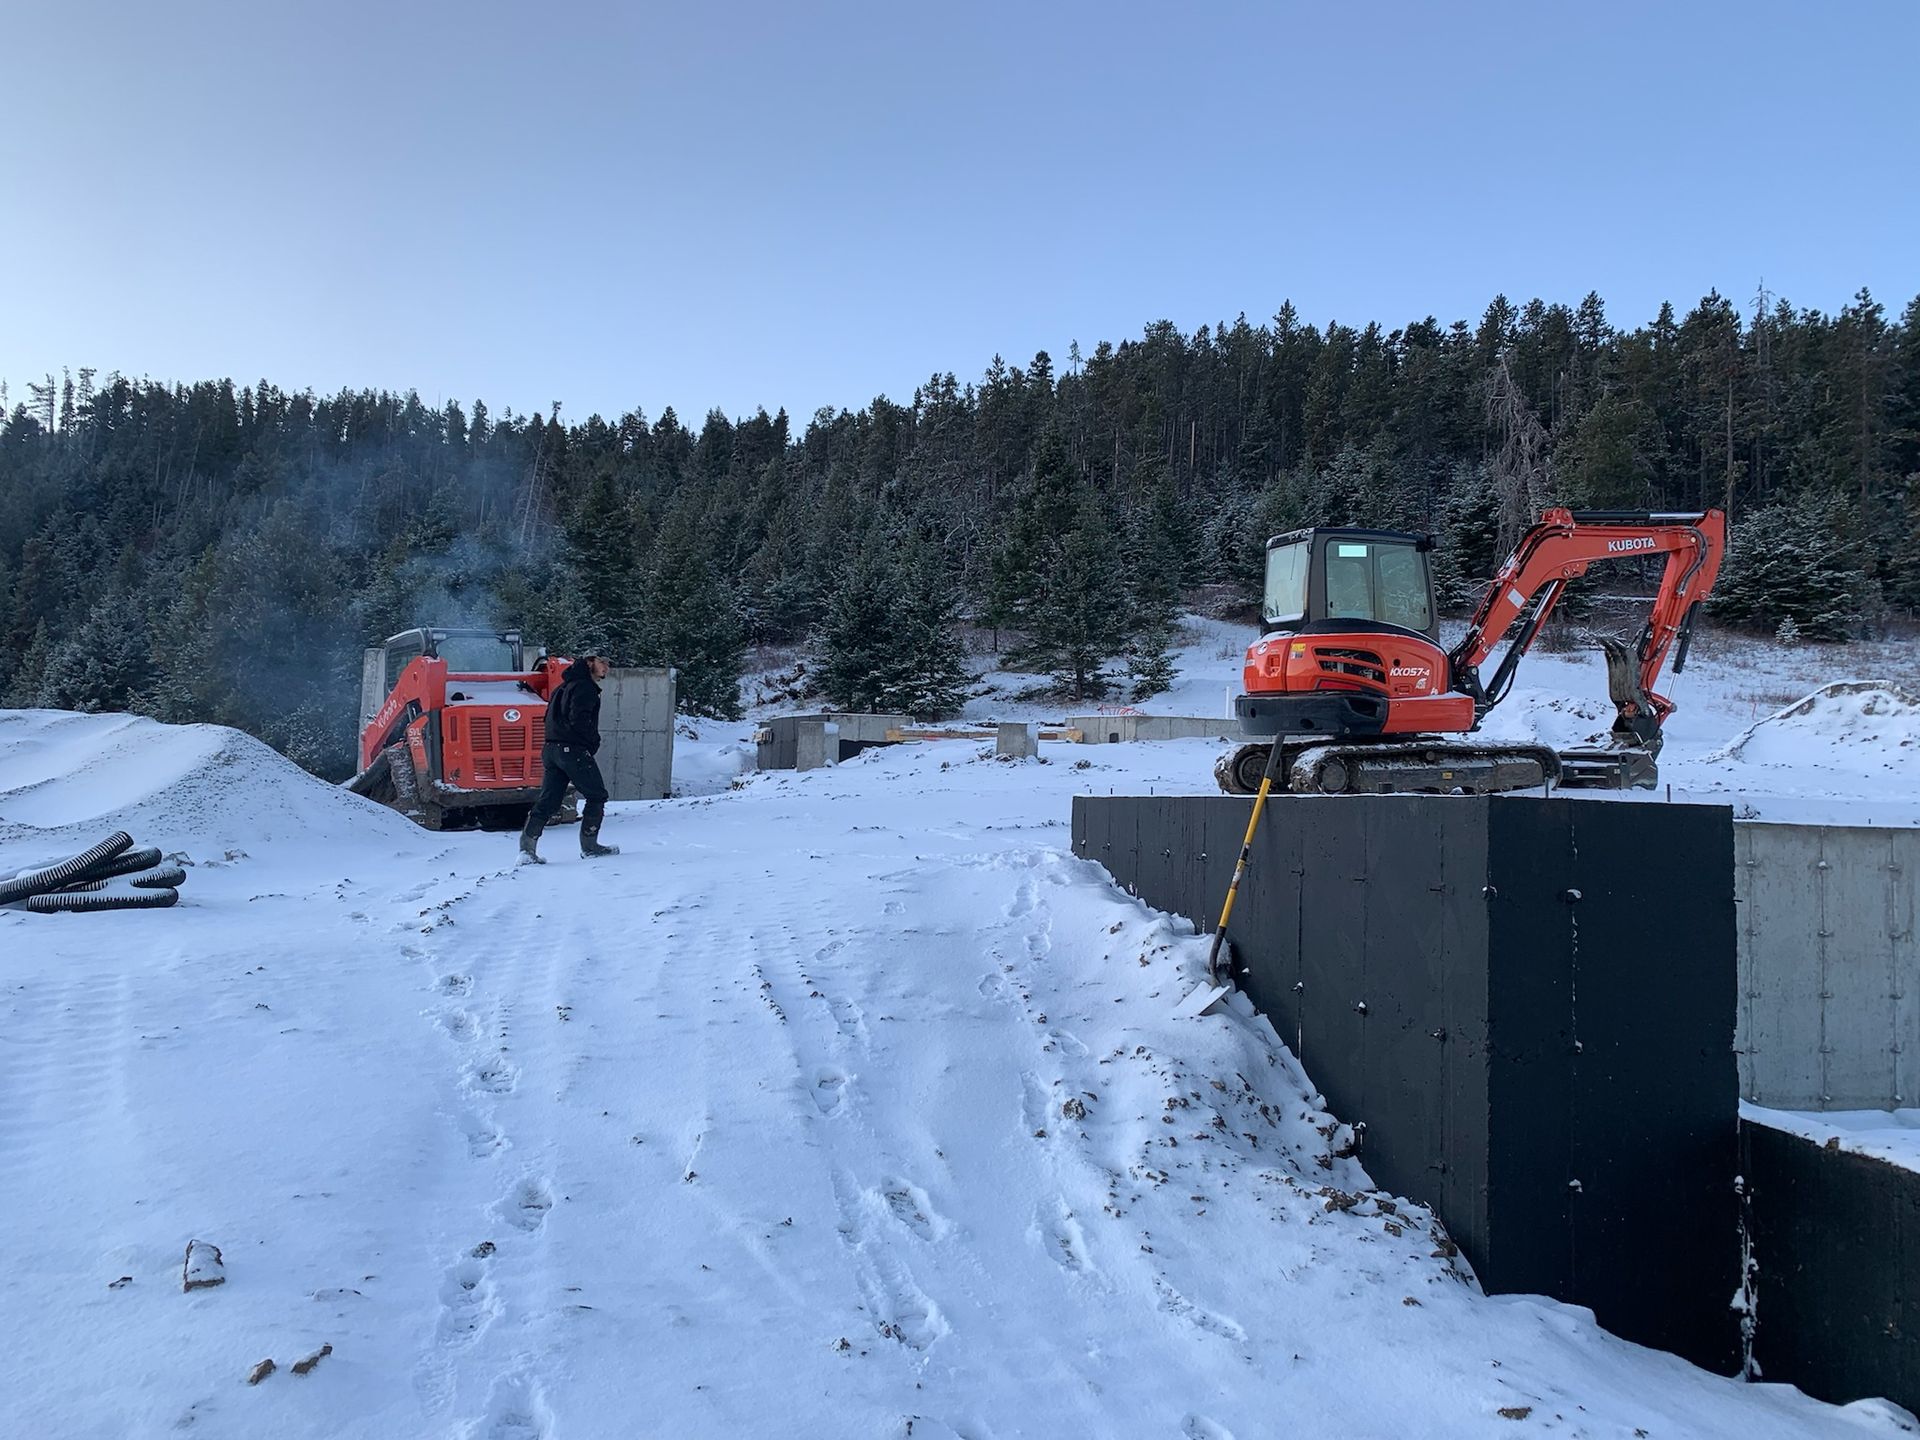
[1216,740,1572,796]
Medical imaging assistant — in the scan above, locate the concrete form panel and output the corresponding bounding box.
[756,712,913,770]
[1897,829,1918,1108]
[1555,801,1738,1368]
[1741,826,1829,1107]
[794,721,836,772]
[601,667,675,801]
[359,648,387,733]
[1821,828,1898,1108]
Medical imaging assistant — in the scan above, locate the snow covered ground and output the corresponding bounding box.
[738,616,1920,826]
[3,624,1918,1438]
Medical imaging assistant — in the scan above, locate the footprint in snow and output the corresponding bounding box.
[461,1114,506,1159]
[476,1371,552,1439]
[495,1176,553,1233]
[811,1069,848,1117]
[464,1056,519,1096]
[433,1259,496,1349]
[438,1009,478,1043]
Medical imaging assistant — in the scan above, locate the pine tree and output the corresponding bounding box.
[1120,466,1189,632]
[1125,623,1177,700]
[818,531,971,718]
[645,490,744,719]
[1027,486,1127,700]
[817,543,898,712]
[39,591,153,712]
[891,533,971,717]
[561,471,648,660]
[1712,492,1868,639]
[989,427,1079,642]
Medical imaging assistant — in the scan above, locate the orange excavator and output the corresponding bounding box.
[1214,508,1727,796]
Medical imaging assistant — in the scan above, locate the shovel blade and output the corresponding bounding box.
[1172,981,1232,1020]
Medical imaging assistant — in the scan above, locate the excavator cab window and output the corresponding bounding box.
[1322,539,1433,634]
[1263,540,1311,626]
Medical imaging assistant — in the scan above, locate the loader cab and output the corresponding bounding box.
[359,627,530,737]
[378,627,525,691]
[1262,528,1439,643]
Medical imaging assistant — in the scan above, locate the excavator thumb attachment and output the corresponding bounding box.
[1600,636,1663,753]
[1554,637,1663,790]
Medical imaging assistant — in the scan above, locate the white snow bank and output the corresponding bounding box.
[1704,683,1920,767]
[0,709,419,862]
[1743,1103,1920,1174]
[668,725,757,796]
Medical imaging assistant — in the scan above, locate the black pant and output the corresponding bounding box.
[529,742,608,827]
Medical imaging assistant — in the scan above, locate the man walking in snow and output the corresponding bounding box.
[519,653,619,864]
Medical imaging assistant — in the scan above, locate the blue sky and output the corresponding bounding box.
[4,0,1916,425]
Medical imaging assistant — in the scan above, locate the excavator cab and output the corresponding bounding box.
[1262,529,1439,642]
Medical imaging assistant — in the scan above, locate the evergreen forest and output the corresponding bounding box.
[2,286,1916,780]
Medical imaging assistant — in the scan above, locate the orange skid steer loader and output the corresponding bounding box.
[347,626,575,831]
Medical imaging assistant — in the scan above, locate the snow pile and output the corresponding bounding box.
[1704,683,1920,768]
[0,709,419,861]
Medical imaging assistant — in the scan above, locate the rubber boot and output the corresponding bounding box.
[518,817,547,865]
[580,815,619,858]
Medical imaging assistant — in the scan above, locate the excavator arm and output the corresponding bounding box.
[1448,508,1727,752]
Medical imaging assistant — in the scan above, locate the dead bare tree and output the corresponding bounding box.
[1486,352,1550,553]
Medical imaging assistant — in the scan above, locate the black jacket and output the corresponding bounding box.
[544,660,602,753]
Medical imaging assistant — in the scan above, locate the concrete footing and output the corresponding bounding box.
[996,722,1038,759]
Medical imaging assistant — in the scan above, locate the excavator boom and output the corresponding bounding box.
[1450,509,1726,749]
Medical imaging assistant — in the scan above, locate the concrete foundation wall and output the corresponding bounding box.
[1073,792,1741,1372]
[756,713,912,770]
[1740,1117,1920,1414]
[1067,715,1236,744]
[1735,823,1919,1110]
[601,668,676,800]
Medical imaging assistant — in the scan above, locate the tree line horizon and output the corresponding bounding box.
[1,283,1914,778]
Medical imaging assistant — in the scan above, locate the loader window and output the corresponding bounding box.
[1322,540,1432,634]
[384,639,425,693]
[1263,541,1310,626]
[434,634,517,674]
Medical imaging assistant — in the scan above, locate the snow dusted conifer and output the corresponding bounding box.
[1714,492,1868,641]
[819,529,970,718]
